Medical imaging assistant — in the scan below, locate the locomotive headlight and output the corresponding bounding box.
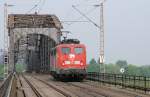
[74,61,80,64]
[81,62,83,66]
[64,61,71,64]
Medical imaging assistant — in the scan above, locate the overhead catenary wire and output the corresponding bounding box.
[63,6,98,27]
[61,21,89,23]
[25,0,42,14]
[37,0,46,13]
[72,5,100,29]
[63,0,98,23]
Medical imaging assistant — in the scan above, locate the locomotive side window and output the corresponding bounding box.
[74,47,83,54]
[62,47,70,54]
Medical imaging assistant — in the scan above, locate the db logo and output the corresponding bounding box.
[69,54,75,59]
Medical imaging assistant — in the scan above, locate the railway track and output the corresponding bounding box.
[22,75,43,97]
[19,74,73,97]
[34,75,109,97]
[17,74,25,97]
[17,74,39,97]
[32,76,73,97]
[34,74,150,97]
[67,82,109,97]
[16,74,150,97]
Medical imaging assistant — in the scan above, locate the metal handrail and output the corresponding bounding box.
[87,72,150,93]
[0,73,13,97]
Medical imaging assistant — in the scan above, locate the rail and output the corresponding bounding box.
[87,72,150,93]
[33,76,72,97]
[7,74,17,97]
[22,74,43,97]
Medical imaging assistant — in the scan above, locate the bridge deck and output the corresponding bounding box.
[14,74,150,97]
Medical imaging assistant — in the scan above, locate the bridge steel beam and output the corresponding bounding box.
[7,14,63,72]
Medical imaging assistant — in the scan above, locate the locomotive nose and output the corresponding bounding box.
[68,54,75,62]
[69,54,75,59]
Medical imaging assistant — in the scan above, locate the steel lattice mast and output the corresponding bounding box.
[4,3,14,78]
[72,1,106,73]
[4,3,9,78]
[99,0,106,73]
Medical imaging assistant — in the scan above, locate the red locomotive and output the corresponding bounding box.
[50,39,87,80]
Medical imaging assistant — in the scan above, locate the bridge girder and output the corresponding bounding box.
[7,14,62,72]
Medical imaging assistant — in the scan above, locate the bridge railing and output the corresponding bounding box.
[87,72,150,93]
[0,73,13,97]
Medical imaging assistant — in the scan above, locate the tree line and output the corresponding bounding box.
[87,58,150,77]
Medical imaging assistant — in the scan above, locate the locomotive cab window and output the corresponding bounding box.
[62,47,70,54]
[74,47,83,54]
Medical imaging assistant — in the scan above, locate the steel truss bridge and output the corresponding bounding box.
[7,14,62,73]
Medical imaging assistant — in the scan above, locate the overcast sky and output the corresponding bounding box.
[0,0,150,65]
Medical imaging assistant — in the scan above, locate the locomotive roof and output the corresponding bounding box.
[61,39,80,44]
[51,44,85,51]
[57,43,85,47]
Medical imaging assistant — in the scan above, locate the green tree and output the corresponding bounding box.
[116,60,128,68]
[87,58,100,72]
[87,64,100,72]
[89,58,97,65]
[126,64,140,75]
[106,63,120,74]
[139,65,150,76]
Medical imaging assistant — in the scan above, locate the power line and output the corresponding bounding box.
[26,0,42,14]
[72,5,100,29]
[37,0,46,13]
[61,21,89,23]
[64,6,98,27]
